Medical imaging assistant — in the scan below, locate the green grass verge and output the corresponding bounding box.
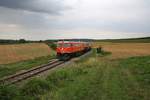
[0,55,55,78]
[0,50,150,100]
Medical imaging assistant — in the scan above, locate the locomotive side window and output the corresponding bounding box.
[57,43,71,47]
[74,43,79,47]
[63,43,71,47]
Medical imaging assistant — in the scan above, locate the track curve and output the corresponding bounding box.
[0,59,65,85]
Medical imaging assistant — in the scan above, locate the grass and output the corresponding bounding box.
[0,55,55,78]
[0,50,150,100]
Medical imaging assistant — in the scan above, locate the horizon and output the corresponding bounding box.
[0,36,150,41]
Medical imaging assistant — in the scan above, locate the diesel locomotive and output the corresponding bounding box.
[56,41,91,60]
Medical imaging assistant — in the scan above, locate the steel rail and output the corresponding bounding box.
[0,59,65,85]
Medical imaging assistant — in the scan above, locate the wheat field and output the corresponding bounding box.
[0,43,52,64]
[93,42,150,59]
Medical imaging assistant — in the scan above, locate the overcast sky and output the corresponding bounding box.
[0,0,150,40]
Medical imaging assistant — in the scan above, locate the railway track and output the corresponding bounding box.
[0,59,65,85]
[0,51,92,85]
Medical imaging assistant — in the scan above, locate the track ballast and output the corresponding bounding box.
[0,59,65,85]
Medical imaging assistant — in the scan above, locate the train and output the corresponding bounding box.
[56,41,91,60]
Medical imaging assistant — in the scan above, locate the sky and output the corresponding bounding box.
[0,0,150,40]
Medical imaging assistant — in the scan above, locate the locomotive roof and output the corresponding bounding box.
[57,41,88,44]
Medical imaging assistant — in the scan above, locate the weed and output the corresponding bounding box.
[0,85,19,100]
[21,78,51,97]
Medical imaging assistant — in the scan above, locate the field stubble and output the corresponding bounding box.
[93,42,150,59]
[0,43,52,64]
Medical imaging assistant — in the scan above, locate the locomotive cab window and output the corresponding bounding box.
[57,43,63,47]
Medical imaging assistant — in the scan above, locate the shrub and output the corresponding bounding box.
[47,43,57,50]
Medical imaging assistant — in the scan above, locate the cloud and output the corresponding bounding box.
[0,0,68,14]
[0,0,150,40]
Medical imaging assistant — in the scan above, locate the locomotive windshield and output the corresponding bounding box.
[57,43,62,47]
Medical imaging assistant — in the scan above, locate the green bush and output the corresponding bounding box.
[47,43,57,50]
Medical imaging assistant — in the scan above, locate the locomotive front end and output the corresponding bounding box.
[56,41,73,60]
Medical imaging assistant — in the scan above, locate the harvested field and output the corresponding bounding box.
[0,43,53,64]
[93,43,150,59]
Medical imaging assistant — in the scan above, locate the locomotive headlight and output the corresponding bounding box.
[61,48,64,53]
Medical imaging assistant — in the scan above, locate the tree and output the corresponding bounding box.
[19,39,26,43]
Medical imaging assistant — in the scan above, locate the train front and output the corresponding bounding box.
[56,41,73,60]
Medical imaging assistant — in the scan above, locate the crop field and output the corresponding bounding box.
[0,43,56,78]
[93,42,150,59]
[0,43,53,64]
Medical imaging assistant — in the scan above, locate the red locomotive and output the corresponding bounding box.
[56,41,91,60]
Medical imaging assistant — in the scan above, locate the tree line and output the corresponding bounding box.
[0,39,29,44]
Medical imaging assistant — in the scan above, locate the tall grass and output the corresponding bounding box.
[0,85,19,100]
[0,50,150,100]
